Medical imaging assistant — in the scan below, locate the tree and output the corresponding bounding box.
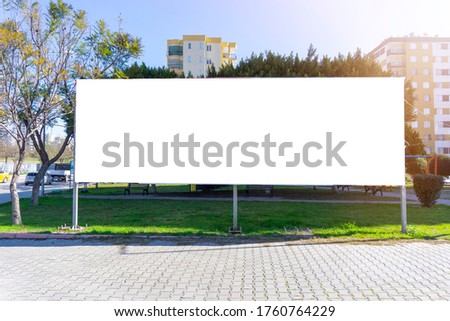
[122,62,178,78]
[429,154,450,177]
[46,136,73,163]
[405,125,426,156]
[0,0,142,224]
[0,137,17,163]
[0,1,81,223]
[28,13,141,206]
[211,46,425,184]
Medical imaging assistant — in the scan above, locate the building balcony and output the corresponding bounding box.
[387,62,404,68]
[223,53,237,59]
[168,63,183,69]
[167,45,183,56]
[387,49,405,55]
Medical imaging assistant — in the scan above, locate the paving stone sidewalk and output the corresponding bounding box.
[0,239,449,301]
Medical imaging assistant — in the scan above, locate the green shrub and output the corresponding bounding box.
[406,158,427,175]
[405,174,413,186]
[428,154,450,177]
[413,174,445,207]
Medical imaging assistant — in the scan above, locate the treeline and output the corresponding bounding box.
[122,45,425,157]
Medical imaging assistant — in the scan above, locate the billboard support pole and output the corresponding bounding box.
[72,182,79,229]
[401,185,407,233]
[229,185,241,234]
[71,98,80,231]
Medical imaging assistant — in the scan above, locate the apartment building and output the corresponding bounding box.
[368,36,450,155]
[167,35,237,77]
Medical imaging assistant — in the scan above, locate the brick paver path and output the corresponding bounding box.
[0,239,449,300]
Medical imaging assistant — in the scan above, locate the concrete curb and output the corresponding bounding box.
[0,233,101,240]
[0,233,184,240]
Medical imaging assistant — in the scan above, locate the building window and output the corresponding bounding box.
[436,109,443,115]
[443,95,450,102]
[424,108,430,115]
[206,45,212,51]
[411,121,418,128]
[410,43,416,49]
[206,59,212,65]
[411,82,417,89]
[424,121,431,128]
[168,45,183,56]
[437,82,443,88]
[437,135,445,141]
[167,58,183,69]
[422,56,429,62]
[423,82,430,88]
[422,43,429,49]
[423,68,429,76]
[188,43,191,49]
[443,121,450,128]
[410,56,417,62]
[441,43,449,50]
[423,134,431,141]
[437,69,450,75]
[425,147,431,154]
[438,147,450,154]
[187,55,192,63]
[410,69,417,76]
[424,94,430,102]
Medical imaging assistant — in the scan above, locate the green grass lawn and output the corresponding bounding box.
[0,197,449,240]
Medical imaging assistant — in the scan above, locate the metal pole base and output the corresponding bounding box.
[228,227,242,234]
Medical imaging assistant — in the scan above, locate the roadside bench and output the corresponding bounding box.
[124,183,150,196]
[364,185,384,196]
[245,185,274,197]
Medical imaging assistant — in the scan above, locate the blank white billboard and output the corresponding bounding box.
[75,78,404,185]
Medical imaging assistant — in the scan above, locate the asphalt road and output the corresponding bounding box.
[0,176,71,204]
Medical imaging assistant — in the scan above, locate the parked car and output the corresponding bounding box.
[25,172,53,186]
[0,170,11,183]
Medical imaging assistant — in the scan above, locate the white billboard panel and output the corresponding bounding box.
[75,78,404,185]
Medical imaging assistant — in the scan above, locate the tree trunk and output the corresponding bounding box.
[30,132,72,206]
[10,150,25,225]
[30,161,51,206]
